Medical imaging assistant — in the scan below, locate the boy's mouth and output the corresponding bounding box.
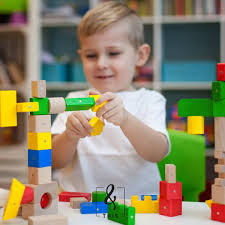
[95,75,114,79]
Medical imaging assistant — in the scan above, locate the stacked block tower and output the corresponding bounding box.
[159,164,182,217]
[0,80,104,223]
[178,63,225,223]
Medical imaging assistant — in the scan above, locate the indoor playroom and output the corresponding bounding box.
[0,0,224,224]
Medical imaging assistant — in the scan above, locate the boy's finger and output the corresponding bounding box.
[89,89,100,95]
[76,113,93,133]
[96,92,115,105]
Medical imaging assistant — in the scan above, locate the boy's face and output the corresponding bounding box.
[79,20,140,93]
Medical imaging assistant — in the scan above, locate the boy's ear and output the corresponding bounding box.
[77,49,82,58]
[136,44,150,67]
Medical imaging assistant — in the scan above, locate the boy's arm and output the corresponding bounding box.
[52,132,80,169]
[120,110,169,163]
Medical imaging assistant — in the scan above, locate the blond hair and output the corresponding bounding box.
[77,1,144,49]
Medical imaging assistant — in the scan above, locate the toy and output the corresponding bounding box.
[70,197,88,209]
[178,63,225,223]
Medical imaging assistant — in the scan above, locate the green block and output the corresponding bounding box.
[92,191,106,202]
[212,81,225,101]
[213,99,225,116]
[30,98,49,115]
[178,98,213,117]
[108,202,135,225]
[65,98,95,111]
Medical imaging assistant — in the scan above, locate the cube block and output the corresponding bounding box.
[159,198,182,217]
[160,181,182,200]
[28,132,51,150]
[28,149,52,168]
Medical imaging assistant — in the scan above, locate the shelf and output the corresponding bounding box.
[161,82,212,91]
[42,17,81,27]
[0,24,27,34]
[46,82,90,91]
[161,15,221,24]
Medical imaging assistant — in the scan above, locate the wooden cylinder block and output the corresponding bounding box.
[215,117,225,152]
[49,97,66,114]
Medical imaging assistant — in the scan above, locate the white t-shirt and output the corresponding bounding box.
[51,88,170,198]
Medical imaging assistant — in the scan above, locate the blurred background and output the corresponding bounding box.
[0,0,223,200]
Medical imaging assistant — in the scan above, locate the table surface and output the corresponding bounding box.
[0,201,217,225]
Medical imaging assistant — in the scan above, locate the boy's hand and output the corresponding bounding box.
[89,90,128,127]
[65,112,93,140]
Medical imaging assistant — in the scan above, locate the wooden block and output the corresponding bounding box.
[65,98,95,111]
[212,203,225,223]
[30,98,49,116]
[212,81,225,101]
[28,115,51,133]
[32,80,46,98]
[160,181,182,200]
[219,159,225,164]
[212,184,225,205]
[213,100,225,117]
[28,215,68,225]
[0,90,17,127]
[165,164,176,183]
[0,188,9,207]
[59,192,91,202]
[28,149,52,168]
[217,63,225,81]
[28,167,51,185]
[90,95,107,112]
[219,173,225,179]
[70,197,88,209]
[215,178,225,186]
[89,116,104,136]
[187,116,204,134]
[17,102,39,112]
[215,164,225,173]
[215,117,225,152]
[28,132,51,150]
[25,182,58,204]
[22,199,58,219]
[215,151,225,159]
[49,97,66,114]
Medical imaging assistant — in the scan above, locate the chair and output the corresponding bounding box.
[157,129,206,202]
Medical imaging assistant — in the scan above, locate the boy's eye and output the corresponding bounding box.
[109,52,120,56]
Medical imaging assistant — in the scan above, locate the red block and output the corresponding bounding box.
[217,63,225,81]
[160,181,182,200]
[21,186,34,204]
[59,192,91,202]
[212,203,225,223]
[159,198,182,217]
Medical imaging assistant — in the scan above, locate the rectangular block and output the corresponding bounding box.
[25,182,58,204]
[17,102,39,112]
[215,151,225,159]
[28,167,51,185]
[212,184,225,205]
[28,132,51,150]
[32,80,46,98]
[28,115,51,133]
[159,198,182,217]
[217,63,225,81]
[215,117,225,152]
[160,181,182,200]
[0,90,17,127]
[212,203,225,223]
[215,164,225,173]
[28,149,52,168]
[212,81,225,101]
[59,192,91,202]
[219,173,225,179]
[30,98,49,115]
[70,197,88,209]
[141,195,158,201]
[165,164,176,183]
[215,178,225,186]
[49,97,66,114]
[219,159,225,164]
[178,98,213,117]
[213,99,225,117]
[28,215,68,225]
[65,98,95,111]
[22,199,58,219]
[80,202,108,214]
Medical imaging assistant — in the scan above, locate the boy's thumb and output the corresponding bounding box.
[89,88,100,95]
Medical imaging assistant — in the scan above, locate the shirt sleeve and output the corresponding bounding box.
[140,90,171,155]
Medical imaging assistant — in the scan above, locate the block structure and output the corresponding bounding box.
[159,164,182,217]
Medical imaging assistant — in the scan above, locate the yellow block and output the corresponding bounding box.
[16,102,39,112]
[187,116,204,134]
[205,199,213,208]
[0,91,17,127]
[28,132,52,150]
[131,195,159,213]
[3,178,25,221]
[89,116,104,136]
[90,95,107,112]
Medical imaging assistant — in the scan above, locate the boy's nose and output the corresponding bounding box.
[97,56,108,69]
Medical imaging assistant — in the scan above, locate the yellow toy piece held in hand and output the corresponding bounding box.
[90,95,107,112]
[89,116,104,136]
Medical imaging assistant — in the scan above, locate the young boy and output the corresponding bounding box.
[51,1,170,198]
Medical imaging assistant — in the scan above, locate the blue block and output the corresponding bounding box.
[141,195,158,201]
[80,202,108,214]
[28,149,52,167]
